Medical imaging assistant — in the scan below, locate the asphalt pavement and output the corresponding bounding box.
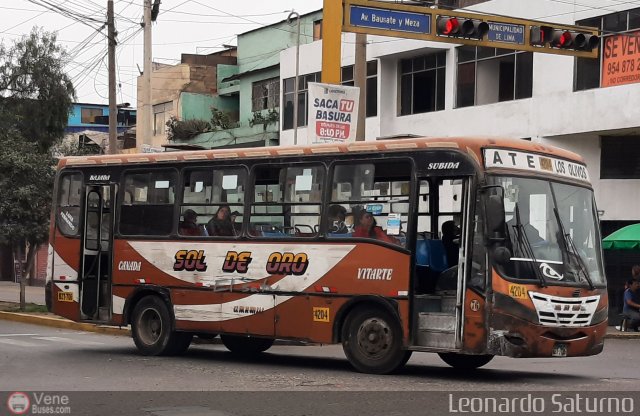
[0,281,638,339]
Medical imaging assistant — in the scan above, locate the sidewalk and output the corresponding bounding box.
[0,281,45,305]
[0,281,638,339]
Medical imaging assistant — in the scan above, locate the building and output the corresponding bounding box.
[136,50,237,152]
[65,102,137,152]
[277,1,640,317]
[141,11,323,151]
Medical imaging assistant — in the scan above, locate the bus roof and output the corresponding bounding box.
[58,136,584,169]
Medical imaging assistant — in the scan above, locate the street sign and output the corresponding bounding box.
[349,5,431,34]
[487,22,525,45]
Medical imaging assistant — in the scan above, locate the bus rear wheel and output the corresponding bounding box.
[221,335,274,355]
[438,353,494,369]
[131,295,192,356]
[341,307,407,374]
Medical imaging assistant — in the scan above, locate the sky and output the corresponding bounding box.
[1,0,324,105]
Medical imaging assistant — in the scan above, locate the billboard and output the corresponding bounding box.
[602,30,640,88]
[307,82,360,144]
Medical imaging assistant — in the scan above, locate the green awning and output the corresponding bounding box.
[603,223,640,250]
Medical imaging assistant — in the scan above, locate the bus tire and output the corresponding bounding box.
[438,353,494,369]
[131,295,192,356]
[221,335,274,355]
[341,307,406,374]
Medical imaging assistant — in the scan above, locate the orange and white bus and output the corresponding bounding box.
[47,137,607,374]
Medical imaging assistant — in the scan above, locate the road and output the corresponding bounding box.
[1,320,640,415]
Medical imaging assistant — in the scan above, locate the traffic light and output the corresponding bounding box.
[530,25,599,51]
[437,16,489,39]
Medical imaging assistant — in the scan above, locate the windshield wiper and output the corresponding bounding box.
[511,203,547,288]
[553,208,595,290]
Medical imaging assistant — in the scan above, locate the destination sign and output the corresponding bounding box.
[483,149,590,184]
[349,5,431,34]
[487,22,525,44]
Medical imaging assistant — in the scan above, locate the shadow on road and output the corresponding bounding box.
[71,344,596,384]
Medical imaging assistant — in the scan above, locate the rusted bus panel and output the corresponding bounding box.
[397,298,410,345]
[51,283,80,322]
[171,288,222,334]
[487,312,606,358]
[462,289,487,353]
[488,270,607,358]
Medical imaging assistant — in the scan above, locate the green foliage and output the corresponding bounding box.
[0,28,75,151]
[0,27,75,254]
[249,108,279,130]
[0,130,55,247]
[165,116,211,141]
[210,107,232,130]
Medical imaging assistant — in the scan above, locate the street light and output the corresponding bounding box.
[288,10,300,145]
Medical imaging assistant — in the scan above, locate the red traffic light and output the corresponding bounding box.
[437,17,460,35]
[552,30,573,48]
[437,16,488,39]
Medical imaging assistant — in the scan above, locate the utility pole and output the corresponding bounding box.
[142,0,153,152]
[354,33,367,141]
[107,0,117,154]
[288,11,300,145]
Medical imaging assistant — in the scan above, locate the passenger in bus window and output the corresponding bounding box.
[179,209,204,236]
[353,209,399,245]
[207,205,235,236]
[327,204,349,234]
[230,210,242,234]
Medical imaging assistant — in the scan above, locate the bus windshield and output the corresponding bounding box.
[489,175,605,287]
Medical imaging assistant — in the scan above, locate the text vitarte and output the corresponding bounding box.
[357,268,393,280]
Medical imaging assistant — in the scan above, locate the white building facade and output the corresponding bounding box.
[278,0,640,240]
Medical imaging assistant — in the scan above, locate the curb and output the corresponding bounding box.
[0,311,130,337]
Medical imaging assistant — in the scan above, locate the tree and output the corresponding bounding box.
[0,28,75,151]
[0,130,56,308]
[0,28,75,309]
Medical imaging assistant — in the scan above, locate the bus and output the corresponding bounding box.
[47,137,607,374]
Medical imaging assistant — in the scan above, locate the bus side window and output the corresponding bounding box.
[328,160,411,246]
[250,164,323,238]
[56,172,83,237]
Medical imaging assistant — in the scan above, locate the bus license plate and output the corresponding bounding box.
[552,343,567,357]
[57,291,73,302]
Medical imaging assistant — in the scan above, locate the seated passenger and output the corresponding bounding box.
[441,220,460,267]
[230,210,242,234]
[353,209,399,245]
[327,204,349,234]
[207,204,235,236]
[179,209,204,236]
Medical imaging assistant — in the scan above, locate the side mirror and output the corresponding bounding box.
[482,187,507,243]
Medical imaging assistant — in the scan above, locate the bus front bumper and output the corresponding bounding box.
[487,313,607,358]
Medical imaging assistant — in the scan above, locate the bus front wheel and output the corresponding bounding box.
[341,307,408,374]
[131,295,192,356]
[438,353,494,369]
[221,335,274,355]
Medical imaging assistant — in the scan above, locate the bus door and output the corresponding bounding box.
[413,177,471,350]
[80,184,116,321]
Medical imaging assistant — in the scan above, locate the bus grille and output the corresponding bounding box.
[528,292,600,327]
